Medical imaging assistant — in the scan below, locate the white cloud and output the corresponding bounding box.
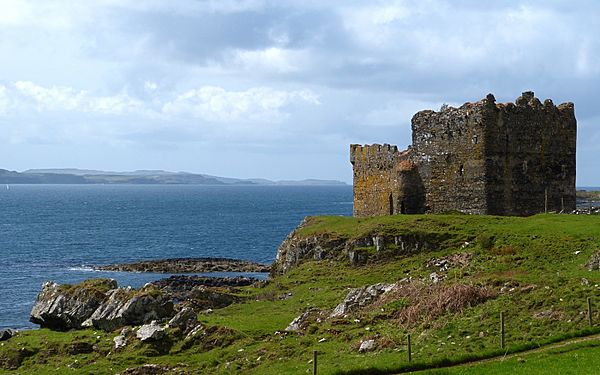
[0,85,9,114]
[11,81,144,115]
[99,0,266,14]
[230,47,309,73]
[363,98,450,127]
[340,2,415,48]
[0,0,93,30]
[144,81,158,92]
[162,85,319,122]
[0,81,320,125]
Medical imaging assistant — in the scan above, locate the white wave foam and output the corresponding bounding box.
[67,266,99,272]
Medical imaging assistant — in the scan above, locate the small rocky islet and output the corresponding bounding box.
[94,257,271,274]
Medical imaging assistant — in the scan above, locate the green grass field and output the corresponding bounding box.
[416,336,600,374]
[2,214,600,374]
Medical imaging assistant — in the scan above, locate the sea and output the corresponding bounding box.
[0,185,353,330]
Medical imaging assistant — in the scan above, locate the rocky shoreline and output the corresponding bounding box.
[27,274,263,333]
[94,257,271,273]
[17,258,271,335]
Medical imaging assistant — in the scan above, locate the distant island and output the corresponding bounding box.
[0,168,348,186]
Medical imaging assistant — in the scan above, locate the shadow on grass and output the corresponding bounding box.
[335,327,600,375]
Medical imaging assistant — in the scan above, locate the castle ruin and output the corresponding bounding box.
[350,92,577,216]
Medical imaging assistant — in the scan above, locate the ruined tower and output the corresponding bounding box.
[351,92,577,217]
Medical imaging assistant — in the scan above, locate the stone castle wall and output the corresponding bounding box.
[483,92,577,215]
[411,97,491,214]
[350,144,424,217]
[351,92,577,217]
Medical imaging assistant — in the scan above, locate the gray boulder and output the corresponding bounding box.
[0,329,16,341]
[330,283,395,318]
[136,321,166,342]
[285,308,321,332]
[185,324,204,340]
[113,327,132,350]
[168,307,197,333]
[30,279,117,330]
[87,287,175,332]
[586,250,600,271]
[359,339,376,352]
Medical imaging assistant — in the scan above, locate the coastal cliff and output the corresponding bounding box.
[272,216,458,275]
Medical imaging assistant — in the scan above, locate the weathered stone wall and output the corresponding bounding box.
[483,92,576,215]
[350,92,577,216]
[350,144,424,217]
[411,97,491,214]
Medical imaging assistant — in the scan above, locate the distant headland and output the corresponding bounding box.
[0,168,348,186]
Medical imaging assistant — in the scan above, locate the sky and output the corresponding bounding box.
[0,0,598,184]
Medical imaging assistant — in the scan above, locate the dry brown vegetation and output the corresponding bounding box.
[374,282,497,328]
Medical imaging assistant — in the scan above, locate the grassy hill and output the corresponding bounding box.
[2,214,600,374]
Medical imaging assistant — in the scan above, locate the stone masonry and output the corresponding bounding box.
[351,92,577,216]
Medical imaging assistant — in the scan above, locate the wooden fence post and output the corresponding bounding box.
[313,350,317,375]
[588,297,593,327]
[500,312,505,350]
[407,334,412,362]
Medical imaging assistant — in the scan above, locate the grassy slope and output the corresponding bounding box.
[416,335,600,374]
[2,214,600,374]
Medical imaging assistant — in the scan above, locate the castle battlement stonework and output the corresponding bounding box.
[351,92,577,216]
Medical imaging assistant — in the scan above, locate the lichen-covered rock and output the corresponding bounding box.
[273,220,449,275]
[185,324,204,340]
[586,250,600,271]
[113,327,132,350]
[136,321,167,342]
[358,339,376,352]
[0,329,16,341]
[86,287,175,332]
[168,307,197,333]
[113,333,128,349]
[330,283,395,318]
[285,308,322,332]
[119,364,188,375]
[272,220,346,275]
[29,279,117,330]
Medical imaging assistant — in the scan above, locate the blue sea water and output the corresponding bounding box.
[0,184,352,329]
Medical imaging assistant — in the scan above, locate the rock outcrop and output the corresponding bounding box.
[285,308,323,333]
[0,329,16,342]
[30,279,117,330]
[136,321,167,342]
[330,283,395,318]
[168,307,198,334]
[272,218,451,275]
[586,250,600,271]
[113,327,132,350]
[29,276,247,332]
[358,339,376,352]
[30,280,174,331]
[271,220,347,275]
[85,287,174,332]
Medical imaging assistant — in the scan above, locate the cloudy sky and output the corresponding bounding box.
[0,0,598,184]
